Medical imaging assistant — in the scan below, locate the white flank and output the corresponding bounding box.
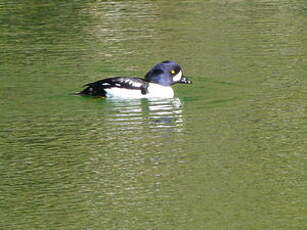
[105,83,174,99]
[173,70,182,82]
[147,83,174,98]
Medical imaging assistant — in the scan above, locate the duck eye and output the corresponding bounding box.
[170,70,176,75]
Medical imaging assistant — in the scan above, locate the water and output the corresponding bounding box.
[0,0,306,229]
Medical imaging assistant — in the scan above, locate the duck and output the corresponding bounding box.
[77,60,192,98]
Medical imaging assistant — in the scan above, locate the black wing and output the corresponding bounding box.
[77,77,149,96]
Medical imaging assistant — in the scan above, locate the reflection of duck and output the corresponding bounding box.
[105,98,184,132]
[148,98,183,130]
[77,61,192,98]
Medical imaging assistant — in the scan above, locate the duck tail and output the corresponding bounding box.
[74,84,106,97]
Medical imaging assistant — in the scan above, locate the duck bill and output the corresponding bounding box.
[178,75,192,84]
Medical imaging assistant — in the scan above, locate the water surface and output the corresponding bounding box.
[0,0,306,229]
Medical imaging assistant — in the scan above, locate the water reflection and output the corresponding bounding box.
[147,98,183,131]
[105,97,184,133]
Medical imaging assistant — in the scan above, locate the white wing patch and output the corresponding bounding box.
[122,79,142,88]
[102,83,110,86]
[173,70,182,82]
[131,82,142,87]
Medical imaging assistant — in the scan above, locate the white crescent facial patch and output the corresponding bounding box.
[173,70,182,82]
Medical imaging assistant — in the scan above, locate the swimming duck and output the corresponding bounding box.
[77,60,192,98]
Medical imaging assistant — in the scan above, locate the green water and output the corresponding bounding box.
[0,0,306,229]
